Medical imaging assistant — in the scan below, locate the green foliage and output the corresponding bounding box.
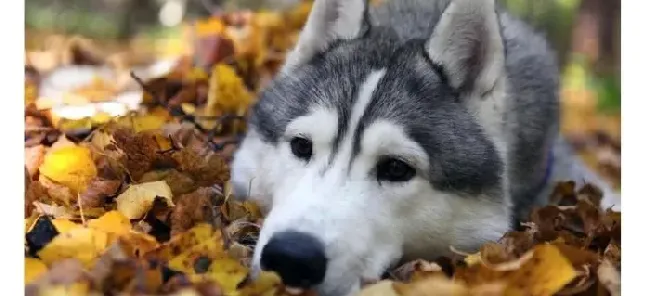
[25,6,118,39]
[595,74,621,114]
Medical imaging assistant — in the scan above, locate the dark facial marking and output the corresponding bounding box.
[352,40,503,195]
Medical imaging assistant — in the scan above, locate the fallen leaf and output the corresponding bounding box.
[504,245,577,295]
[173,147,230,187]
[51,219,81,233]
[88,210,131,236]
[118,231,160,258]
[170,187,219,236]
[25,258,48,284]
[188,255,248,293]
[498,231,535,258]
[38,175,75,206]
[25,180,49,217]
[116,181,174,219]
[111,128,159,181]
[79,178,122,208]
[454,244,576,296]
[25,145,46,178]
[39,145,97,193]
[32,201,76,219]
[38,227,109,268]
[141,169,199,197]
[221,200,262,222]
[114,114,169,133]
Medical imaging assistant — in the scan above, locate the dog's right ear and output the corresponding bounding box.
[281,0,370,73]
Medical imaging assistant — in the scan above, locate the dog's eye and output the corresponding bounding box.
[376,157,415,182]
[290,137,313,160]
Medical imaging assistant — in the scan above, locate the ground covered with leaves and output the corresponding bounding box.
[25,1,620,295]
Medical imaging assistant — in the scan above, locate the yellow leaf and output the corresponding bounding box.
[165,224,224,271]
[38,175,75,206]
[114,115,168,133]
[25,258,48,284]
[116,181,174,219]
[38,227,108,268]
[87,210,131,235]
[39,145,97,193]
[188,255,247,293]
[454,244,575,296]
[206,65,253,115]
[119,231,160,258]
[504,245,576,296]
[181,103,197,115]
[52,219,81,233]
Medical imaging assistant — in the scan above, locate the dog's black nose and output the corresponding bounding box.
[260,231,327,288]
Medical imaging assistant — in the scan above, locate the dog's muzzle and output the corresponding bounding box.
[260,231,328,288]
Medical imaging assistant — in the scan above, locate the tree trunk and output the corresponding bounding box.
[572,0,620,77]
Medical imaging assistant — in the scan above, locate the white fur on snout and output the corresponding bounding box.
[251,69,400,296]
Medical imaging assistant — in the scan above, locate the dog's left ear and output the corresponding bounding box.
[425,0,505,96]
[281,0,370,73]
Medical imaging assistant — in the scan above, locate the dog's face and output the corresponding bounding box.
[231,0,511,295]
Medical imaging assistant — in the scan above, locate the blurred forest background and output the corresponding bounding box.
[24,0,621,188]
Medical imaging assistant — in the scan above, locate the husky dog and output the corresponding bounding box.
[230,0,621,295]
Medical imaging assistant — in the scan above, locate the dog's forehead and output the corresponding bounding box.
[250,34,399,142]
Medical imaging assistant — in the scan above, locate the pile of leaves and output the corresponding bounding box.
[359,182,621,296]
[25,0,621,295]
[24,121,276,295]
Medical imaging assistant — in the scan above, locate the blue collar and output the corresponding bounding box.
[539,151,554,191]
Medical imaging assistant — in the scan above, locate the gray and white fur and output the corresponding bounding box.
[230,0,621,295]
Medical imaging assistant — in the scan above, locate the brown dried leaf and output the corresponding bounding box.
[111,129,159,181]
[575,199,601,235]
[577,183,603,207]
[173,147,230,187]
[25,145,46,178]
[38,175,75,206]
[26,180,49,217]
[79,178,122,208]
[479,242,513,266]
[530,206,565,242]
[170,187,220,236]
[550,181,577,206]
[498,231,535,257]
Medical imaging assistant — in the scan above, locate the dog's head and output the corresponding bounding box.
[231,0,511,294]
